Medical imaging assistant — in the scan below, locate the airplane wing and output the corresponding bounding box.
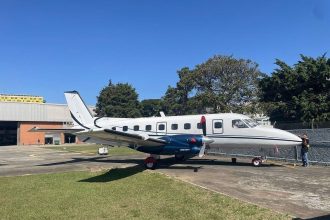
[29,127,85,133]
[76,129,167,147]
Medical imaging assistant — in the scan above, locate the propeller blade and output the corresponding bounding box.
[201,116,206,136]
[199,143,206,157]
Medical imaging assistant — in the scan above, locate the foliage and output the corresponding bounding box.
[259,54,330,122]
[162,67,196,115]
[140,99,162,117]
[96,81,142,118]
[162,56,264,115]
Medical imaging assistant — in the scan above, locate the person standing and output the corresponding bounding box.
[301,134,310,167]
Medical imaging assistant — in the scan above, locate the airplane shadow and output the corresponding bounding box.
[37,156,280,169]
[293,214,330,220]
[37,157,143,167]
[79,164,144,183]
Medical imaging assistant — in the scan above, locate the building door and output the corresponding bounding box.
[45,137,53,144]
[64,133,76,144]
[0,122,17,146]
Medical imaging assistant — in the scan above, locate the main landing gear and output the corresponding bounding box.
[144,154,160,169]
[174,154,185,161]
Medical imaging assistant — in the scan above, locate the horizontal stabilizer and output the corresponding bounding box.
[29,127,85,133]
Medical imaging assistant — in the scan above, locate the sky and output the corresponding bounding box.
[0,0,329,105]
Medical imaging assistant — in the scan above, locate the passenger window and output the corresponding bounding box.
[197,123,202,129]
[232,120,248,128]
[112,127,116,131]
[158,124,165,131]
[214,122,222,129]
[145,125,152,131]
[134,125,139,131]
[171,124,178,130]
[123,126,128,131]
[184,123,191,130]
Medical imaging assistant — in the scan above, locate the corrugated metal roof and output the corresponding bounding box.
[0,102,94,122]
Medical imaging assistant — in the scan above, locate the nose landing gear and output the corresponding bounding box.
[252,157,266,167]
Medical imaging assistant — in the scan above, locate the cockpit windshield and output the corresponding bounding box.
[243,119,259,128]
[232,119,248,128]
[232,119,258,128]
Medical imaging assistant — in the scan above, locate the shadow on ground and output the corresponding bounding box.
[294,214,330,220]
[79,164,144,183]
[37,156,281,170]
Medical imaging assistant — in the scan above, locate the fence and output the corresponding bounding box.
[207,128,330,165]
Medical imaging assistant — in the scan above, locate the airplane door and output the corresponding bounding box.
[212,119,223,134]
[156,122,167,135]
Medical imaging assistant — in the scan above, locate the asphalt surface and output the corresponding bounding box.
[0,145,329,219]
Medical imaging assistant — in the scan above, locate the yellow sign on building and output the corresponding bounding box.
[0,94,44,103]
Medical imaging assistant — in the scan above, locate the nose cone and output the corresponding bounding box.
[276,129,302,146]
[284,131,302,143]
[254,127,302,147]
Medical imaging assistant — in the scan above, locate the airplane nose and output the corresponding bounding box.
[283,130,302,143]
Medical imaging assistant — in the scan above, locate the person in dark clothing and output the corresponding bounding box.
[301,134,310,167]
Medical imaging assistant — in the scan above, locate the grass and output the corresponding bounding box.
[0,168,290,220]
[47,144,143,156]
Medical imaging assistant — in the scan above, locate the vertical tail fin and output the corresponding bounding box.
[64,91,93,129]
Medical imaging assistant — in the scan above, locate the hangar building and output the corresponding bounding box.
[0,94,94,146]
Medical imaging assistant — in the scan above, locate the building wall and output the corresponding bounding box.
[19,122,65,145]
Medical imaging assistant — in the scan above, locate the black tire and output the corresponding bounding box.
[144,157,157,169]
[252,158,262,167]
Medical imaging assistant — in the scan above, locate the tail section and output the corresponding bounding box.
[64,91,94,129]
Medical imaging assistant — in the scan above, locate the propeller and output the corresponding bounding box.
[199,116,213,157]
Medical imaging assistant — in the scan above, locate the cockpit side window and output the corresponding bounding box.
[232,119,248,128]
[243,119,258,128]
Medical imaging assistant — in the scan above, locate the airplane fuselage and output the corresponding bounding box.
[78,113,301,155]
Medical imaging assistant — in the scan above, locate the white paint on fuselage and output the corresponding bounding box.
[89,113,301,148]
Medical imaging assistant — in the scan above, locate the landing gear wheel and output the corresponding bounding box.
[252,157,262,167]
[175,154,185,161]
[144,157,157,169]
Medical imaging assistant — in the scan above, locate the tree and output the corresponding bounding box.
[140,99,162,117]
[95,81,142,118]
[259,54,330,122]
[162,86,183,115]
[162,67,197,115]
[192,55,264,114]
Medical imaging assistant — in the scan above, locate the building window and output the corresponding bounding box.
[171,124,178,130]
[158,124,165,131]
[134,125,139,131]
[123,126,128,131]
[145,125,152,131]
[184,123,191,130]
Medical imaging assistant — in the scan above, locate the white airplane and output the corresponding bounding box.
[32,91,302,169]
